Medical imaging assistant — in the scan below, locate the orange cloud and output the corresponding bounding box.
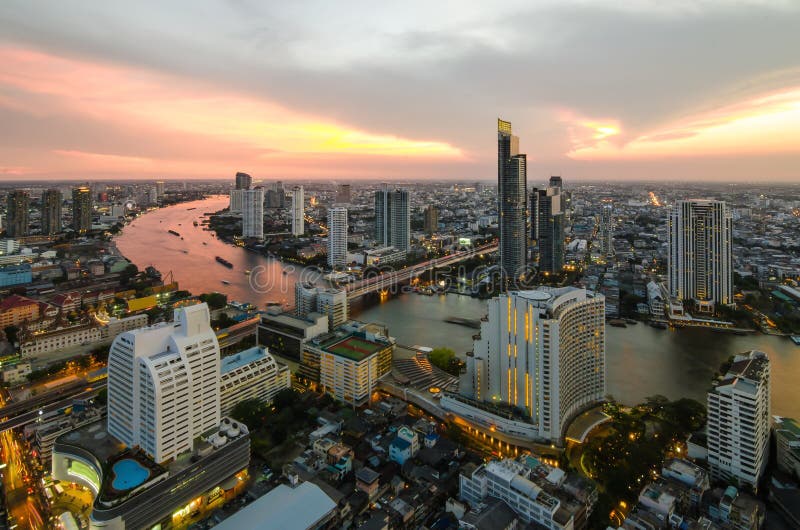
[0,47,463,177]
[567,87,800,160]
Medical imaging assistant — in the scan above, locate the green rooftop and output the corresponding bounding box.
[323,335,385,361]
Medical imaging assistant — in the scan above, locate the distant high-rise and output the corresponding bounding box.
[291,186,305,236]
[71,186,92,234]
[327,206,348,269]
[549,175,563,190]
[6,190,30,238]
[229,188,244,213]
[423,205,438,236]
[155,180,165,198]
[531,184,564,274]
[235,172,252,190]
[497,119,527,286]
[107,303,221,464]
[600,202,614,258]
[242,188,264,239]
[41,189,62,236]
[295,283,348,329]
[668,199,733,311]
[374,185,410,252]
[707,350,770,490]
[336,184,351,204]
[445,287,605,443]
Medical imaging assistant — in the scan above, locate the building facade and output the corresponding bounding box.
[374,185,410,253]
[707,350,770,490]
[668,199,733,311]
[448,287,605,443]
[336,183,351,204]
[6,190,30,238]
[292,185,305,236]
[327,206,348,269]
[497,119,527,286]
[72,186,93,234]
[229,188,244,214]
[219,346,291,416]
[531,185,565,274]
[295,283,348,329]
[235,171,252,190]
[774,416,800,479]
[107,303,221,464]
[41,188,62,236]
[241,187,264,239]
[600,202,614,258]
[423,205,438,236]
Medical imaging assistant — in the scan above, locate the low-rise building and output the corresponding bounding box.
[0,294,40,328]
[219,346,291,416]
[257,309,328,361]
[662,458,710,507]
[389,426,419,465]
[0,263,32,287]
[364,246,406,266]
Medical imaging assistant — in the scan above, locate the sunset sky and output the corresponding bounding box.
[1,1,800,182]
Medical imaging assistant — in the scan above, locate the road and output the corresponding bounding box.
[0,385,105,434]
[0,394,46,530]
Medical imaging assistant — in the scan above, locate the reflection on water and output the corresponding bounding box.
[117,197,800,418]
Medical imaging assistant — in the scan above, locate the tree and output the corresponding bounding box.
[231,399,267,431]
[199,292,228,310]
[3,325,19,345]
[429,347,456,374]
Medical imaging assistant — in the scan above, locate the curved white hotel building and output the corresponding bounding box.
[443,287,605,444]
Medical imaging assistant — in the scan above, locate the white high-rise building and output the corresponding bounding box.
[107,303,221,464]
[443,287,605,443]
[295,283,348,329]
[292,185,304,236]
[242,187,264,239]
[707,350,770,490]
[219,346,291,416]
[668,199,733,311]
[229,188,244,214]
[327,207,348,269]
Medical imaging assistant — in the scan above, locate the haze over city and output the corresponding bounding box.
[2,1,800,181]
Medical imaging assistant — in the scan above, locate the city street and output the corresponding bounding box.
[0,409,45,530]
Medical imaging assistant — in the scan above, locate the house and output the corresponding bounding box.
[389,426,419,465]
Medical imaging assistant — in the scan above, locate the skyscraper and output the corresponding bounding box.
[707,350,770,490]
[445,287,605,443]
[6,190,30,238]
[155,180,165,198]
[235,171,252,190]
[229,188,244,213]
[71,186,92,234]
[531,185,565,274]
[423,205,438,236]
[41,189,62,236]
[107,303,221,463]
[600,201,614,258]
[549,175,563,190]
[668,199,733,311]
[374,185,410,253]
[242,187,264,239]
[327,206,348,269]
[291,185,305,236]
[336,184,351,204]
[497,119,527,286]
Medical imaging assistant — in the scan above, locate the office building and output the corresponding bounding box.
[774,416,800,479]
[301,329,392,406]
[6,190,30,238]
[266,181,285,208]
[423,205,438,235]
[258,309,329,361]
[235,171,252,190]
[444,287,605,443]
[229,188,244,213]
[531,184,565,274]
[295,283,348,329]
[336,183,351,204]
[459,458,576,529]
[327,206,348,269]
[72,186,92,234]
[707,350,770,490]
[497,119,527,285]
[600,201,614,258]
[374,185,410,253]
[219,346,291,416]
[107,303,221,464]
[292,185,305,236]
[241,187,264,239]
[41,189,62,236]
[668,199,733,311]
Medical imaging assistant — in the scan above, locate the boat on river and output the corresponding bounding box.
[791,335,800,346]
[215,256,233,268]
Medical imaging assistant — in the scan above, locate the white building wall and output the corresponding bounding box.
[292,186,304,236]
[241,188,264,239]
[327,207,348,268]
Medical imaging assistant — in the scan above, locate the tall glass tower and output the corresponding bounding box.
[497,119,527,287]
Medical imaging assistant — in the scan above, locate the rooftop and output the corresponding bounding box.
[214,482,336,530]
[220,346,268,373]
[321,334,386,361]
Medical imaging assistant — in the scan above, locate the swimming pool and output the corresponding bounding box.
[111,459,150,491]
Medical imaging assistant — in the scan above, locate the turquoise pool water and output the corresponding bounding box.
[111,459,150,490]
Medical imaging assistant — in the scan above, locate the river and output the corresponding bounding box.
[115,197,800,418]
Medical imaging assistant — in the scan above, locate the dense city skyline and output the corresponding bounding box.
[2,1,800,181]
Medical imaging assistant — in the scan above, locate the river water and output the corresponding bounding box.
[115,197,800,418]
